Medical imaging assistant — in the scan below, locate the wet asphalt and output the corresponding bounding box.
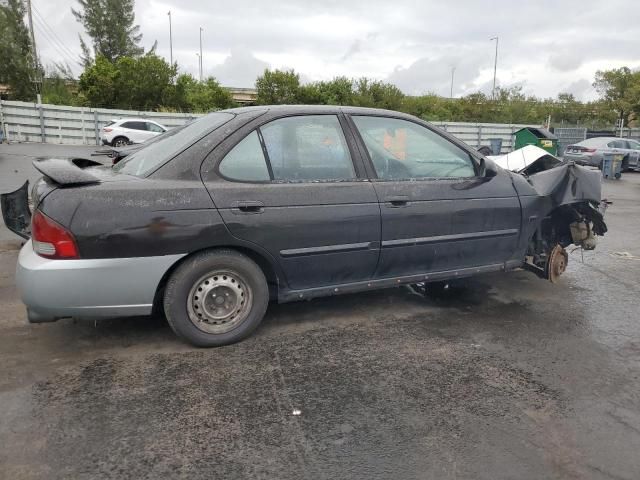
[1,143,639,479]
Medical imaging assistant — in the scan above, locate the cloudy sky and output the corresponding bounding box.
[30,0,640,100]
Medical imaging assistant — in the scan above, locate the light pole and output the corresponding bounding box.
[450,66,456,98]
[25,0,42,101]
[490,36,499,100]
[196,53,201,81]
[167,11,173,65]
[199,27,204,81]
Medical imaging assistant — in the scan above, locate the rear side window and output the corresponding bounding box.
[352,116,476,179]
[261,115,355,181]
[218,131,270,181]
[114,112,234,176]
[121,121,146,130]
[608,140,626,148]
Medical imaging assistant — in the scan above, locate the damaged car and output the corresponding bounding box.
[1,106,607,347]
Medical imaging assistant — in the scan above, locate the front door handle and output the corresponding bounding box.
[232,200,264,214]
[385,195,409,207]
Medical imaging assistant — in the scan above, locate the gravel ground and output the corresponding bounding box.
[1,143,639,479]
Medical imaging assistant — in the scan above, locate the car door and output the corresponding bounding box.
[348,114,522,278]
[626,140,640,168]
[608,139,634,168]
[607,139,626,153]
[201,113,380,290]
[120,121,146,143]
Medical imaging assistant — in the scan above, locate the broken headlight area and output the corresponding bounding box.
[490,146,610,283]
[525,202,607,283]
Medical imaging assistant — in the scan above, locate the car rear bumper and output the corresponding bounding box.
[16,240,185,323]
[563,153,597,166]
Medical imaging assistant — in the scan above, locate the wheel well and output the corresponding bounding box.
[528,204,581,254]
[151,246,281,316]
[527,201,605,257]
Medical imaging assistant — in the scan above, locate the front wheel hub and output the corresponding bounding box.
[545,244,568,283]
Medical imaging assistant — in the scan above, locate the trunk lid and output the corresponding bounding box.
[1,157,135,239]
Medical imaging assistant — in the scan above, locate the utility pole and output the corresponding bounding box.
[490,36,499,100]
[167,11,173,65]
[25,0,42,102]
[450,67,456,98]
[199,27,204,81]
[619,117,624,138]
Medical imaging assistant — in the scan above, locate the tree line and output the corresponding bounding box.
[1,0,639,127]
[254,69,636,128]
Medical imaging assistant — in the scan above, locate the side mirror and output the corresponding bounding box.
[479,157,497,178]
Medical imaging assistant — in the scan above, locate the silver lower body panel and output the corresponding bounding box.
[16,240,186,322]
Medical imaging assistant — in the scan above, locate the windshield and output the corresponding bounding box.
[113,112,234,176]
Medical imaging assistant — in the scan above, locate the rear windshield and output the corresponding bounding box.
[113,112,234,176]
[578,138,609,147]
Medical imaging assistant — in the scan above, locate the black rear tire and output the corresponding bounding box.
[163,249,269,347]
[112,136,129,147]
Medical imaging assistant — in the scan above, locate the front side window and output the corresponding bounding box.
[218,131,270,181]
[352,116,476,179]
[261,115,355,181]
[147,122,165,133]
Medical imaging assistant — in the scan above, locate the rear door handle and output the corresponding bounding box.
[385,195,409,207]
[232,200,264,214]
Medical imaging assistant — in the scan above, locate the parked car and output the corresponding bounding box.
[563,137,640,171]
[94,137,157,165]
[101,118,168,146]
[2,106,607,347]
[93,141,144,165]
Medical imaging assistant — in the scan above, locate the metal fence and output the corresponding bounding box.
[431,121,537,152]
[0,100,201,146]
[554,127,587,156]
[14,99,639,154]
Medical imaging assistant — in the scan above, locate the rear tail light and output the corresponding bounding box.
[103,127,113,132]
[572,146,596,153]
[32,210,79,259]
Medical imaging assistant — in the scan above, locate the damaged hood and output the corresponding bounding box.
[490,145,602,205]
[488,145,562,175]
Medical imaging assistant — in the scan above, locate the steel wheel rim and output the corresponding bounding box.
[187,270,252,334]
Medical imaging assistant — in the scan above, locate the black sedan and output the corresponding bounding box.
[2,106,607,347]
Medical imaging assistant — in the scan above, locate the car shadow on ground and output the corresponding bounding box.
[15,270,564,358]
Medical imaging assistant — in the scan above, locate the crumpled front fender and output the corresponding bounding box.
[527,162,602,207]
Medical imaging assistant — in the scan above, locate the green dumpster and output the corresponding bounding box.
[513,127,558,155]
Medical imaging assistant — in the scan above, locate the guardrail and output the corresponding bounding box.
[0,100,202,146]
[10,99,631,154]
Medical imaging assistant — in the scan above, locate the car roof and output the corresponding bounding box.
[115,118,164,124]
[576,137,619,146]
[221,104,418,119]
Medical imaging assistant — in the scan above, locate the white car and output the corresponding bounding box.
[101,118,168,146]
